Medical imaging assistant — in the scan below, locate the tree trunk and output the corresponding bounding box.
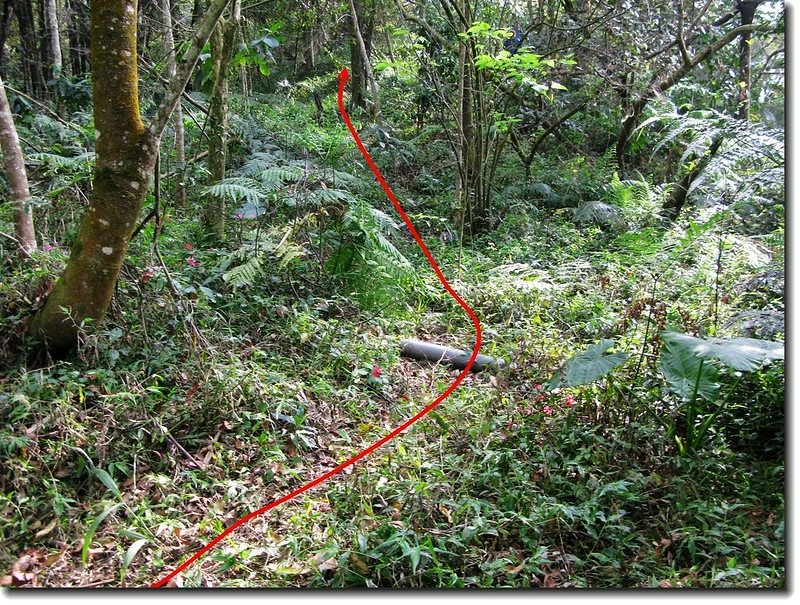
[662,137,723,222]
[161,0,186,206]
[0,74,37,258]
[47,0,63,76]
[203,0,238,240]
[399,339,504,372]
[736,0,763,121]
[348,0,366,111]
[348,0,379,120]
[30,0,230,356]
[0,0,13,79]
[66,0,90,78]
[11,0,47,98]
[191,0,202,25]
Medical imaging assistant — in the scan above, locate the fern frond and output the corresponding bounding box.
[28,151,95,172]
[259,165,304,186]
[203,177,267,205]
[573,201,625,227]
[223,252,265,289]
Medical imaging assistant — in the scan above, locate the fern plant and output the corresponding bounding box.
[28,151,96,199]
[223,221,309,289]
[327,198,411,274]
[641,100,784,229]
[573,173,666,230]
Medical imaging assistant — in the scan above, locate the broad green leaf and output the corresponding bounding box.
[408,547,421,574]
[82,503,123,566]
[560,339,628,387]
[466,21,491,35]
[661,331,784,371]
[94,468,121,498]
[120,539,149,584]
[659,337,719,402]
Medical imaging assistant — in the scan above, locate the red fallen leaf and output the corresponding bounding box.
[186,383,200,401]
[372,365,381,378]
[183,243,193,250]
[0,576,12,586]
[543,573,559,588]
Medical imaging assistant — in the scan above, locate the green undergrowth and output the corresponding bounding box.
[0,95,784,588]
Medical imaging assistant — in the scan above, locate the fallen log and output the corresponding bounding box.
[399,339,505,372]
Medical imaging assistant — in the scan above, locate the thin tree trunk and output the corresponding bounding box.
[204,0,239,240]
[66,0,91,78]
[38,0,51,78]
[11,0,47,98]
[0,74,37,258]
[349,0,379,119]
[348,0,366,111]
[0,0,13,79]
[191,0,202,25]
[31,0,230,356]
[47,0,63,75]
[736,1,763,121]
[161,0,186,206]
[662,137,723,222]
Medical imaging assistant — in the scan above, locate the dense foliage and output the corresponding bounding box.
[0,0,785,589]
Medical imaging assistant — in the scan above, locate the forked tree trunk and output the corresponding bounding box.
[662,137,723,222]
[30,0,230,356]
[0,74,37,258]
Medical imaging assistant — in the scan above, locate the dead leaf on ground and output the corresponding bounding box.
[10,554,38,586]
[349,552,370,575]
[311,552,339,572]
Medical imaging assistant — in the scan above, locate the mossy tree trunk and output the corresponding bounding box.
[203,0,239,241]
[30,0,230,356]
[0,74,37,259]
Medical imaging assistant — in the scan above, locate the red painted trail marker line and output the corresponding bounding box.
[149,68,482,588]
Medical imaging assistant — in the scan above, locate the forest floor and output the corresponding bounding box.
[0,95,785,588]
